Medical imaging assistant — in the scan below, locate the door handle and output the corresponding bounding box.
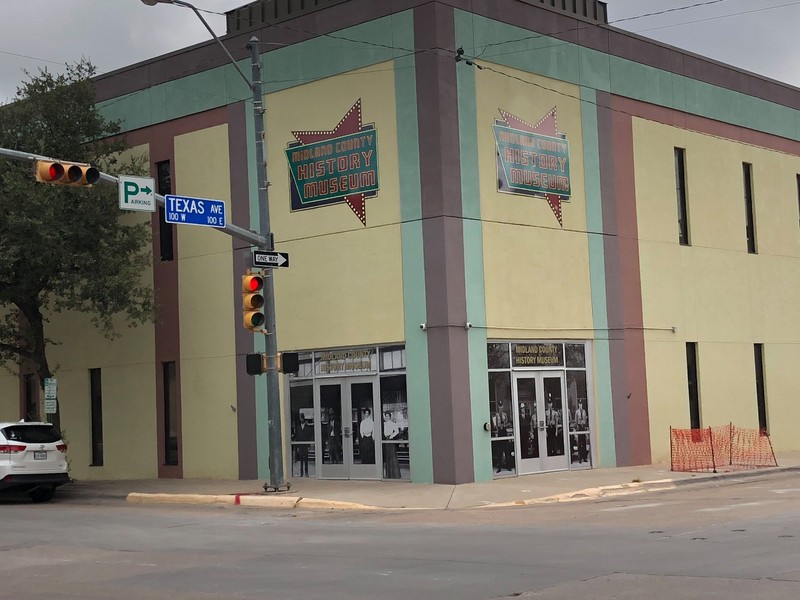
[538,420,545,431]
[344,426,351,438]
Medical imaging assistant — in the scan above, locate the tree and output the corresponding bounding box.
[0,59,155,429]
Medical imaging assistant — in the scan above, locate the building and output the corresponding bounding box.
[3,0,800,485]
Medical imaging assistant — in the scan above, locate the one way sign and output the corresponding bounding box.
[253,250,290,268]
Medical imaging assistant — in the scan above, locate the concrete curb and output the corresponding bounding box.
[126,492,382,511]
[127,493,237,506]
[296,498,385,511]
[478,479,679,509]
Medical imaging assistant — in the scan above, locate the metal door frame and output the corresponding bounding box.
[512,370,569,474]
[314,377,380,480]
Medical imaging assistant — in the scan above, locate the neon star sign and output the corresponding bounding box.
[493,107,571,226]
[286,99,380,226]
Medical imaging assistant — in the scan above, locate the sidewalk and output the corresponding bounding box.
[60,451,800,511]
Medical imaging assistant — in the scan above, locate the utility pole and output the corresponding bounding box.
[247,36,285,492]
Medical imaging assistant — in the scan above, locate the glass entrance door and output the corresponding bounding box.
[513,371,569,474]
[316,378,380,480]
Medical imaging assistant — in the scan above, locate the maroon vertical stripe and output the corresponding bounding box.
[414,3,474,484]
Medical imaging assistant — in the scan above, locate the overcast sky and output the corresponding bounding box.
[1,0,799,104]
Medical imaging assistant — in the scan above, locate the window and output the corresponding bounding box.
[796,174,800,231]
[156,160,174,261]
[23,373,38,422]
[743,163,757,254]
[675,148,690,245]
[90,368,103,466]
[379,346,406,371]
[380,374,409,480]
[163,361,178,465]
[754,344,768,432]
[289,383,315,478]
[1,424,60,443]
[487,343,510,369]
[686,342,700,429]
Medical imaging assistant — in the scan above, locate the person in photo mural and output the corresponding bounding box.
[574,399,589,463]
[490,400,514,472]
[519,402,536,459]
[326,407,342,463]
[359,407,375,464]
[545,394,562,455]
[294,412,313,476]
[383,411,402,478]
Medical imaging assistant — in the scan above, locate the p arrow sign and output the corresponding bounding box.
[119,175,156,212]
[253,250,290,268]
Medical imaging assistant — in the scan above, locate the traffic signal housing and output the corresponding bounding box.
[245,353,265,375]
[34,160,100,186]
[279,352,299,374]
[244,352,300,376]
[242,273,266,331]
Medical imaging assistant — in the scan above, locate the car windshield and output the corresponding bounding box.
[1,425,61,444]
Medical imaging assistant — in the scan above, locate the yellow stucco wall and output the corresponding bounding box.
[265,62,405,352]
[474,66,593,339]
[173,125,239,478]
[38,219,158,481]
[634,118,800,459]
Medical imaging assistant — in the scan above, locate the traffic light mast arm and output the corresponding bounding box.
[0,146,269,249]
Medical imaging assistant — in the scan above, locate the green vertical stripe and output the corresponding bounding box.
[456,10,493,481]
[581,86,616,467]
[395,11,433,483]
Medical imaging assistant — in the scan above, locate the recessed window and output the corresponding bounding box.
[90,368,103,466]
[163,361,178,465]
[156,160,174,262]
[23,373,38,422]
[743,163,757,254]
[754,344,768,432]
[675,148,690,245]
[686,342,700,429]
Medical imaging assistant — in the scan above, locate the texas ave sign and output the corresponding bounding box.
[165,194,226,229]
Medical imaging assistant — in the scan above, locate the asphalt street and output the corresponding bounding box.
[1,471,799,599]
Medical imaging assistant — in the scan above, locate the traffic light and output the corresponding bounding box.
[245,353,265,375]
[34,160,100,186]
[242,273,266,331]
[278,352,299,374]
[245,352,299,376]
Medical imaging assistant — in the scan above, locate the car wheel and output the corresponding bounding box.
[29,486,56,503]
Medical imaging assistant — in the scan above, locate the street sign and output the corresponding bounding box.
[44,398,57,415]
[44,378,57,400]
[165,194,226,229]
[253,250,290,268]
[119,175,156,212]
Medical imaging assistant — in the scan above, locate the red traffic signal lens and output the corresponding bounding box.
[243,274,263,292]
[48,163,65,181]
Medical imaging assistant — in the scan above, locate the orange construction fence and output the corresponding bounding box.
[670,423,777,473]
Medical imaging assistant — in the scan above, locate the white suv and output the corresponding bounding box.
[0,421,69,502]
